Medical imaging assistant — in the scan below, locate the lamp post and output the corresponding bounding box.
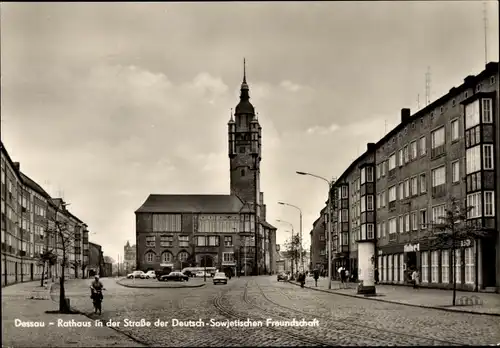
[282,229,294,275]
[278,202,303,272]
[296,171,334,290]
[276,219,297,277]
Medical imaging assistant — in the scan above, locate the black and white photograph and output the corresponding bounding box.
[1,1,500,347]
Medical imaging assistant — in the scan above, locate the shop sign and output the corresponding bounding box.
[403,243,420,252]
[160,263,173,267]
[460,239,472,248]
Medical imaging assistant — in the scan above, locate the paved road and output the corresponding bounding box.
[57,276,500,346]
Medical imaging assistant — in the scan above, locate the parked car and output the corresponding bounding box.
[145,271,156,279]
[127,271,145,279]
[213,272,228,285]
[195,271,212,278]
[159,272,189,282]
[277,272,287,282]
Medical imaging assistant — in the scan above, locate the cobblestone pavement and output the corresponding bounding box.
[291,276,500,315]
[49,276,500,346]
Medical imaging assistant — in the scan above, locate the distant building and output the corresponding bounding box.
[309,208,327,272]
[88,242,104,277]
[123,240,136,273]
[135,65,277,276]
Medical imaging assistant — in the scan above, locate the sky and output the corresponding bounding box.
[1,2,499,262]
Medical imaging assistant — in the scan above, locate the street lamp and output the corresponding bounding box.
[296,171,334,290]
[276,219,298,277]
[278,202,304,272]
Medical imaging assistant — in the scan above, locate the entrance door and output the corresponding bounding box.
[405,252,417,283]
[200,256,213,268]
[15,262,18,282]
[30,264,34,281]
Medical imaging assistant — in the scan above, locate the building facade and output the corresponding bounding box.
[1,141,91,286]
[135,66,277,276]
[310,207,327,271]
[324,62,500,292]
[124,240,136,273]
[88,242,104,277]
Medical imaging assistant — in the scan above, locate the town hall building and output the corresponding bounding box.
[135,63,277,276]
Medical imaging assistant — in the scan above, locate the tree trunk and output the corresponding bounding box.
[41,262,46,287]
[474,239,479,292]
[59,247,70,313]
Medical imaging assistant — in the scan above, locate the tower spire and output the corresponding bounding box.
[243,58,247,84]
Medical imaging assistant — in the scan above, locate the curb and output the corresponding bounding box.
[116,280,206,289]
[288,281,500,317]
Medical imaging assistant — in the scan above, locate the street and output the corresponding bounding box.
[42,276,500,346]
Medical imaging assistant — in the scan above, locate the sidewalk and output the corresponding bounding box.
[290,277,500,316]
[2,280,144,347]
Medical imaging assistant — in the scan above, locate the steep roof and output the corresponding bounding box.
[260,220,277,230]
[135,194,253,214]
[20,172,51,199]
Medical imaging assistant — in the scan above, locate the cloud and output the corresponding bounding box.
[306,124,340,135]
[280,80,304,92]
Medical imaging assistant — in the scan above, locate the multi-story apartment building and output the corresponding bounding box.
[124,240,136,273]
[135,66,277,276]
[310,206,327,271]
[1,141,91,286]
[325,62,499,293]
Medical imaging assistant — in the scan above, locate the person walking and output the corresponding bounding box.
[374,268,379,284]
[411,269,419,289]
[345,269,350,283]
[340,267,347,288]
[313,269,319,287]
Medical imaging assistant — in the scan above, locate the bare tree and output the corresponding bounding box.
[284,234,303,278]
[422,197,490,306]
[47,211,77,314]
[103,256,114,264]
[37,249,57,287]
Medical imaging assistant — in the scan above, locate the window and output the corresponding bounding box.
[389,186,396,202]
[389,218,397,234]
[381,191,386,207]
[452,161,460,183]
[454,249,461,283]
[145,252,154,263]
[421,251,429,283]
[482,99,492,123]
[398,149,404,167]
[398,183,404,200]
[431,251,439,283]
[389,154,396,171]
[465,100,480,129]
[377,194,381,209]
[451,119,459,141]
[160,235,173,247]
[241,169,245,176]
[222,252,234,263]
[441,250,449,283]
[208,236,219,246]
[224,236,233,246]
[178,251,188,262]
[360,198,366,213]
[404,179,410,198]
[382,161,387,176]
[467,192,482,218]
[341,186,348,199]
[431,127,445,148]
[381,222,386,237]
[398,216,404,233]
[411,177,418,196]
[388,255,393,282]
[420,173,427,193]
[361,168,366,185]
[366,167,374,182]
[466,145,481,174]
[146,236,155,247]
[179,236,189,247]
[162,252,173,263]
[367,224,374,239]
[420,209,427,228]
[431,166,446,187]
[483,144,494,169]
[366,195,374,211]
[404,214,410,232]
[432,204,446,223]
[410,141,417,160]
[403,146,409,163]
[411,212,417,231]
[419,136,426,156]
[197,236,206,246]
[484,191,495,216]
[464,247,474,284]
[382,256,387,282]
[239,147,245,154]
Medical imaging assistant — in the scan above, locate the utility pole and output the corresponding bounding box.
[425,67,431,106]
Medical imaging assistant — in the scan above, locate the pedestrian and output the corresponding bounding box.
[313,269,319,287]
[374,268,379,284]
[411,269,419,289]
[299,272,306,288]
[340,267,346,288]
[345,269,350,283]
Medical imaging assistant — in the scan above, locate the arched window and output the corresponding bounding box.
[145,252,155,263]
[162,252,173,263]
[178,252,189,262]
[241,169,245,177]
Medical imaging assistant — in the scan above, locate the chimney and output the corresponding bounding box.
[261,204,267,221]
[464,75,475,85]
[485,62,497,70]
[400,108,411,124]
[366,142,376,152]
[259,192,264,205]
[13,162,20,171]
